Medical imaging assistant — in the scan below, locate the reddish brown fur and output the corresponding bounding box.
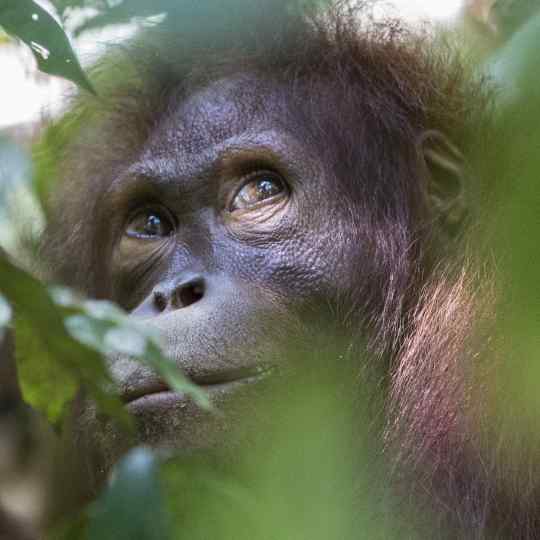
[387,263,540,538]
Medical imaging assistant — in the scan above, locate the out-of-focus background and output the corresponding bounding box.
[0,1,488,133]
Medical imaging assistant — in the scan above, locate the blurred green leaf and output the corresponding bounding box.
[156,374,413,540]
[0,293,11,330]
[0,136,37,252]
[0,136,31,200]
[487,10,540,103]
[15,316,78,423]
[0,256,127,425]
[47,513,89,540]
[88,448,171,540]
[480,2,540,444]
[0,0,95,94]
[492,0,540,37]
[52,0,107,15]
[161,458,260,540]
[52,287,211,410]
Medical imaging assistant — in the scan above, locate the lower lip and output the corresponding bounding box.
[125,375,265,412]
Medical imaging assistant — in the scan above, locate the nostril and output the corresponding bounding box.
[153,276,206,312]
[153,291,168,312]
[176,278,205,308]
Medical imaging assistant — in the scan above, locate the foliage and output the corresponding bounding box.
[87,448,170,540]
[0,0,94,93]
[492,0,540,37]
[481,8,540,437]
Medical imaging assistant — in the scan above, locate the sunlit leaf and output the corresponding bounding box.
[64,314,109,352]
[0,28,10,44]
[83,299,126,321]
[103,327,146,357]
[0,0,95,93]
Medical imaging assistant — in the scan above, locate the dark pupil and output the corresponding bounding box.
[145,214,162,235]
[257,178,281,198]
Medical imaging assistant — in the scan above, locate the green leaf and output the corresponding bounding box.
[15,317,78,424]
[103,327,146,357]
[88,448,171,540]
[53,286,211,410]
[0,136,32,200]
[0,136,36,251]
[0,256,128,426]
[492,0,540,38]
[145,342,211,409]
[487,10,540,104]
[0,0,95,94]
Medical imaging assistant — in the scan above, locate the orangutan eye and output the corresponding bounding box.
[230,172,287,212]
[125,208,174,239]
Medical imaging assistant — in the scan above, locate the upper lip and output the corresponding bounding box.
[121,365,272,404]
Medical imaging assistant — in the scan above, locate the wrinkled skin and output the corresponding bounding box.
[67,75,400,488]
[59,67,472,509]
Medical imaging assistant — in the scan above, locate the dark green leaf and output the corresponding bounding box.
[0,0,95,94]
[88,448,171,540]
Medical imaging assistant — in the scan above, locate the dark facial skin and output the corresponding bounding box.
[70,74,368,486]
